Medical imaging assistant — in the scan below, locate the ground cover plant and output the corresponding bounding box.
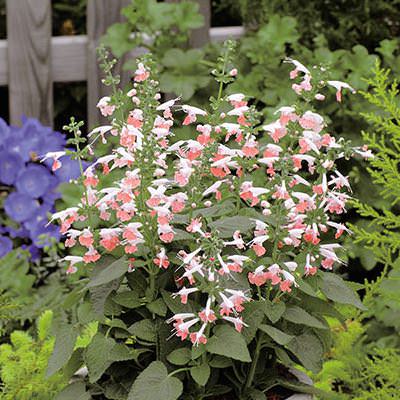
[42,42,370,399]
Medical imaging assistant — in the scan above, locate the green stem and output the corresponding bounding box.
[245,332,262,391]
[167,367,191,377]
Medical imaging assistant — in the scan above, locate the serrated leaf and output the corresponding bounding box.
[167,348,192,365]
[319,272,366,310]
[283,306,328,330]
[208,216,255,238]
[55,382,90,400]
[147,298,167,316]
[87,257,127,288]
[206,325,251,362]
[190,363,210,386]
[128,319,156,342]
[47,321,78,376]
[209,355,232,368]
[264,301,286,323]
[259,324,294,345]
[85,333,115,383]
[90,278,120,315]
[128,361,183,400]
[286,332,323,373]
[113,291,142,308]
[241,300,266,343]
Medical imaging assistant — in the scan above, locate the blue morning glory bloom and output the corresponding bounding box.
[0,151,25,185]
[4,192,40,223]
[0,235,13,258]
[16,164,52,198]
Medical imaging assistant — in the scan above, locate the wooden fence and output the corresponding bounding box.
[0,0,244,129]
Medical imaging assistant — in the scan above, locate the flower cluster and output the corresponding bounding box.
[0,117,82,259]
[51,51,371,345]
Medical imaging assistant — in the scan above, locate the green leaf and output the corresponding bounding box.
[129,319,156,342]
[160,48,209,100]
[206,325,251,362]
[87,257,127,288]
[286,332,323,373]
[190,363,210,386]
[47,321,78,376]
[208,216,255,238]
[193,200,236,218]
[167,348,192,365]
[264,301,286,323]
[128,361,183,400]
[102,23,135,58]
[113,291,142,308]
[241,300,266,343]
[55,382,90,400]
[209,355,232,368]
[319,272,366,310]
[84,333,115,383]
[283,306,328,330]
[259,324,294,346]
[147,298,167,316]
[249,389,266,400]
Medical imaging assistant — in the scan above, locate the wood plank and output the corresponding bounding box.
[6,0,52,126]
[190,0,211,48]
[86,0,131,129]
[209,26,245,42]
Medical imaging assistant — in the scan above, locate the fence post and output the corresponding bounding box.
[87,0,131,130]
[6,0,53,126]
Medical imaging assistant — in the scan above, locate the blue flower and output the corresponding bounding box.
[30,223,61,248]
[4,192,40,222]
[54,153,85,182]
[0,151,25,185]
[15,164,52,198]
[0,235,13,258]
[24,203,52,232]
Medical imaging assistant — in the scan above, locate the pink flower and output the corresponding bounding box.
[97,96,115,116]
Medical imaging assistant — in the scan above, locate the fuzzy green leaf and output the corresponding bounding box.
[87,257,127,288]
[167,348,192,366]
[283,306,328,330]
[47,321,78,377]
[206,325,251,362]
[320,272,366,310]
[128,361,183,400]
[190,363,210,386]
[259,324,294,346]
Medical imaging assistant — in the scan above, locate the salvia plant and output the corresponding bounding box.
[48,43,369,399]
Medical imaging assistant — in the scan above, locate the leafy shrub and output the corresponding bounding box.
[217,0,400,51]
[46,43,368,399]
[0,310,67,399]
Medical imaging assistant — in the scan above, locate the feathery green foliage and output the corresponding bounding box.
[0,310,67,400]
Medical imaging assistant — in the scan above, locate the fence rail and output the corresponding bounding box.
[0,0,244,129]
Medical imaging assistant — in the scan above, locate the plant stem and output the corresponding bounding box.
[245,332,262,391]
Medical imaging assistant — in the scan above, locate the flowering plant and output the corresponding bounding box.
[0,117,83,261]
[51,43,369,399]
